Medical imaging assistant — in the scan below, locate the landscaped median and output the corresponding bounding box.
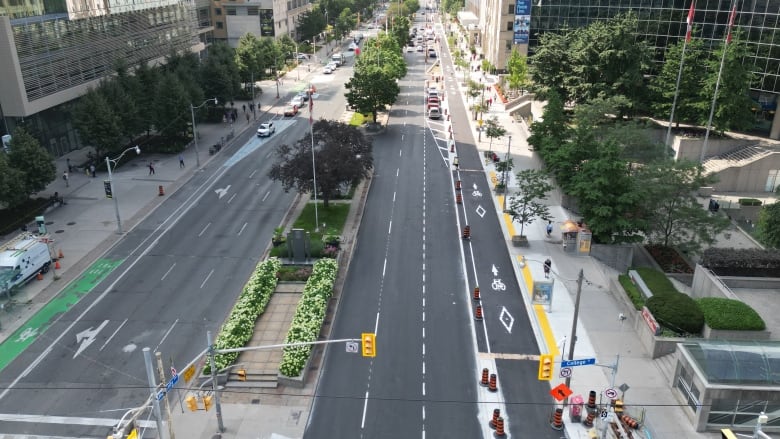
[279,258,338,379]
[204,257,281,374]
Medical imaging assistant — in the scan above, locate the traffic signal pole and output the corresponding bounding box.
[207,331,225,433]
[143,348,167,439]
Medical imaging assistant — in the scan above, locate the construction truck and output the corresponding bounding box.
[0,233,52,298]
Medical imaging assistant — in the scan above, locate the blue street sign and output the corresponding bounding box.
[561,358,596,367]
[165,374,179,392]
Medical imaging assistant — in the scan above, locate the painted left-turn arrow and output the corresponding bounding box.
[215,185,232,199]
[74,320,109,359]
[492,264,499,276]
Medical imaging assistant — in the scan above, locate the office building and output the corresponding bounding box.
[0,0,205,155]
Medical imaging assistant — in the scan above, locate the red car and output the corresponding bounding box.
[284,105,299,117]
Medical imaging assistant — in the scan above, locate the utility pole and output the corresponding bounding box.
[564,269,584,397]
[206,331,225,433]
[156,351,175,439]
[143,348,167,439]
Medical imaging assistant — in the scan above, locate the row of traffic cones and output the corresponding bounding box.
[36,249,65,281]
[479,368,498,392]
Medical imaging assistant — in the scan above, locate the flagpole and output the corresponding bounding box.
[701,0,738,164]
[666,1,695,147]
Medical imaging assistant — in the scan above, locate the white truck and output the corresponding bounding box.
[0,233,52,297]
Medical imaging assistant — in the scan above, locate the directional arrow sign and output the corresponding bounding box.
[491,264,499,276]
[561,358,596,367]
[550,383,572,401]
[74,320,109,359]
[214,185,231,199]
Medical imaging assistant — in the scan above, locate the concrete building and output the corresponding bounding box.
[210,0,311,47]
[0,0,206,156]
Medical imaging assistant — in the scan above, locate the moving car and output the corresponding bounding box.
[290,95,304,108]
[428,49,437,58]
[296,53,309,61]
[324,65,334,74]
[257,122,275,137]
[284,105,299,117]
[349,42,359,51]
[297,91,310,102]
[416,45,424,52]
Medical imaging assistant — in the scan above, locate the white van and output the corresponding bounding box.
[0,234,52,295]
[331,53,344,66]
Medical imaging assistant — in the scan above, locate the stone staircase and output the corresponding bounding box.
[652,351,678,383]
[703,144,776,175]
[225,369,279,388]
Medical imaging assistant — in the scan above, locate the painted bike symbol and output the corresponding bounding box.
[491,278,506,291]
[472,190,483,197]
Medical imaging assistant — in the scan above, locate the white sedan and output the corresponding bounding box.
[290,95,304,107]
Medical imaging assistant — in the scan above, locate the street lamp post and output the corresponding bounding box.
[106,145,141,234]
[189,97,218,168]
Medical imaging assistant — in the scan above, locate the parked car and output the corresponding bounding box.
[428,49,437,58]
[428,106,442,119]
[427,97,440,108]
[257,122,275,137]
[296,53,309,61]
[290,95,304,107]
[284,105,299,117]
[297,91,310,102]
[416,45,424,52]
[427,88,440,99]
[349,42,359,51]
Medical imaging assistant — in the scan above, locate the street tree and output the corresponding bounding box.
[389,15,410,48]
[6,128,56,199]
[528,30,574,101]
[484,117,506,156]
[634,160,730,254]
[98,79,140,145]
[296,9,327,42]
[696,34,756,134]
[235,33,264,86]
[153,73,191,140]
[131,63,161,136]
[268,120,373,207]
[200,42,241,105]
[568,139,643,243]
[0,152,26,208]
[441,0,462,15]
[357,34,406,79]
[345,65,400,123]
[527,91,568,159]
[506,47,529,96]
[507,169,554,238]
[757,202,780,248]
[335,8,357,39]
[73,88,122,160]
[649,37,707,127]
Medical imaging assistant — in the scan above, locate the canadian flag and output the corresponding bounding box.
[726,3,738,44]
[685,1,695,42]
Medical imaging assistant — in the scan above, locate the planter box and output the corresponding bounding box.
[494,186,506,194]
[702,323,771,341]
[511,235,528,247]
[277,350,313,388]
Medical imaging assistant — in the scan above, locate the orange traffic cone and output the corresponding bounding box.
[158,185,165,196]
[495,416,506,437]
[488,374,498,392]
[473,287,480,301]
[58,249,64,259]
[480,368,489,386]
[450,139,454,151]
[583,410,596,427]
[37,272,43,281]
[489,408,500,428]
[455,180,461,190]
[474,304,483,320]
[456,193,462,204]
[462,225,470,240]
[551,408,564,430]
[54,260,61,270]
[587,390,597,409]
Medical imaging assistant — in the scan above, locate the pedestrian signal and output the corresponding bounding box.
[185,395,198,411]
[538,354,554,381]
[203,395,213,411]
[237,368,247,381]
[361,333,376,358]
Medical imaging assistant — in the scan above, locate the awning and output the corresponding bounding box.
[560,220,579,233]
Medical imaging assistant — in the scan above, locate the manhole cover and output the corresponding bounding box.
[55,230,64,234]
[67,222,76,226]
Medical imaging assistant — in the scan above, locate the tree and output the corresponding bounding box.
[506,48,529,96]
[697,34,756,133]
[0,148,29,208]
[389,15,410,48]
[335,8,357,39]
[153,73,191,140]
[201,42,240,105]
[98,80,139,145]
[507,169,554,238]
[634,160,730,254]
[132,64,161,136]
[345,66,400,123]
[73,88,122,160]
[757,202,780,248]
[648,37,707,127]
[484,117,506,155]
[235,33,264,86]
[529,30,574,101]
[356,34,406,79]
[527,91,568,159]
[268,120,373,207]
[297,9,327,42]
[6,128,56,199]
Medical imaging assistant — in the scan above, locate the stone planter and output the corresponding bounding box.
[277,350,314,388]
[511,235,528,247]
[495,185,506,194]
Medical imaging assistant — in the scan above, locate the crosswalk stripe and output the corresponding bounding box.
[0,413,157,428]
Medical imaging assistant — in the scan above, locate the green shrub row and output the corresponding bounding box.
[629,267,705,335]
[204,257,281,374]
[739,198,763,206]
[279,258,338,377]
[617,275,644,310]
[697,297,766,330]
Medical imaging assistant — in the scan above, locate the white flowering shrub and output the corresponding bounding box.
[279,259,338,377]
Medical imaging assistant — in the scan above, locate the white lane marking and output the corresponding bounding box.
[100,318,128,351]
[402,134,405,142]
[238,222,248,236]
[360,391,370,428]
[388,220,392,234]
[227,193,237,204]
[155,319,179,352]
[422,382,425,396]
[22,347,50,377]
[382,258,387,278]
[73,320,108,359]
[374,312,380,334]
[249,169,258,179]
[214,185,231,198]
[393,191,396,202]
[200,269,215,289]
[198,222,211,237]
[422,361,425,374]
[399,149,402,157]
[397,168,399,177]
[0,413,157,428]
[262,191,271,202]
[161,262,176,281]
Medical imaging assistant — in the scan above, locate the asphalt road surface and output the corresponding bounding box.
[0,92,336,436]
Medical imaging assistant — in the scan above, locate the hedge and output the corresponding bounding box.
[618,274,644,310]
[646,293,705,334]
[279,258,338,377]
[697,297,766,330]
[634,267,677,296]
[204,257,281,374]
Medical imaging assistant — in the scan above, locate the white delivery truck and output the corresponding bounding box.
[331,52,345,66]
[0,233,52,296]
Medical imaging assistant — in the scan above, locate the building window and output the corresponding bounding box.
[226,7,236,15]
[215,7,221,15]
[506,21,512,31]
[508,4,514,14]
[216,21,224,29]
[505,40,512,50]
[247,6,258,15]
[287,1,291,10]
[675,366,700,412]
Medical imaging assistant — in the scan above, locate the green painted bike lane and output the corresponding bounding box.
[0,258,123,372]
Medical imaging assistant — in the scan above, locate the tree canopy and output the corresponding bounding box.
[2,128,56,206]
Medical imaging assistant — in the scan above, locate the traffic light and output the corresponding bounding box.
[203,395,213,411]
[103,180,113,199]
[538,354,554,381]
[361,332,376,358]
[237,368,247,381]
[185,395,198,411]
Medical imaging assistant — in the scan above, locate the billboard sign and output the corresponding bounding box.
[513,0,531,44]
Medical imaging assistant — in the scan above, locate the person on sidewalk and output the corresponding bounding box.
[90,164,96,178]
[178,154,185,168]
[62,170,69,187]
[546,221,553,238]
[148,161,155,175]
[66,158,72,172]
[543,258,552,279]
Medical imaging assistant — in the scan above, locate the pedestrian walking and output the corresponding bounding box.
[242,104,246,113]
[90,164,96,178]
[543,258,552,279]
[66,158,72,172]
[148,161,155,175]
[178,154,185,168]
[453,156,459,170]
[62,170,69,187]
[546,220,553,238]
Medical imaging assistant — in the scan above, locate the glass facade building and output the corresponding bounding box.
[529,0,780,95]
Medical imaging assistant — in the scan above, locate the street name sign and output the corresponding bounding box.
[561,358,596,367]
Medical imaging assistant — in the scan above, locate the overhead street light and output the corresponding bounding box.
[190,97,219,168]
[106,145,141,234]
